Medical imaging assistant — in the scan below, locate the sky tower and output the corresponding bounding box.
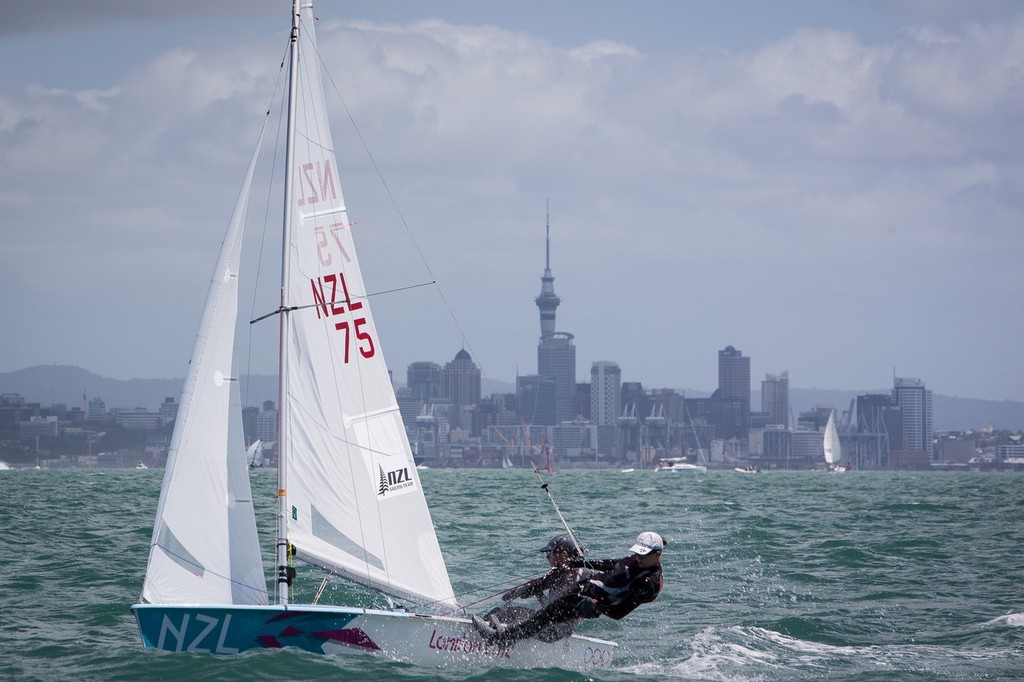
[535,200,560,338]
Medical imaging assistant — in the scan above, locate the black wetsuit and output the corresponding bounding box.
[576,555,663,619]
[509,562,588,605]
[489,555,663,642]
[487,562,589,642]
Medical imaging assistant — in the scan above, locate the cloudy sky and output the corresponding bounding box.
[2,1,1022,402]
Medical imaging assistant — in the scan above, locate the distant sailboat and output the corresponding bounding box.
[823,409,847,472]
[131,0,614,669]
[246,439,265,468]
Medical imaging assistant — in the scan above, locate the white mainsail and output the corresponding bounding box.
[823,409,841,466]
[280,3,455,609]
[141,144,267,607]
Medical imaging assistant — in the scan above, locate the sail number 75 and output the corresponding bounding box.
[335,318,375,363]
[310,272,377,364]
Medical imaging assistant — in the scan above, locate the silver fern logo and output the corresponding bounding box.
[377,464,414,496]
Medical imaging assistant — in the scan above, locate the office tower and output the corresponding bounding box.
[534,203,575,425]
[892,377,934,459]
[761,371,789,428]
[713,345,750,440]
[440,349,481,415]
[575,382,592,421]
[256,401,277,442]
[517,374,556,425]
[718,345,750,401]
[87,396,107,422]
[538,333,576,424]
[590,361,622,427]
[407,361,441,402]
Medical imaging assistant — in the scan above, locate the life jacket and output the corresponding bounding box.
[582,555,663,620]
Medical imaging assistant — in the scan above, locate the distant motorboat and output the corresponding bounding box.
[620,467,635,473]
[654,457,707,473]
[136,462,148,470]
[734,466,760,474]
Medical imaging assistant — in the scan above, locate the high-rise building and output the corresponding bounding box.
[712,345,750,440]
[87,396,107,422]
[533,203,575,425]
[517,374,556,425]
[892,377,933,459]
[407,361,441,402]
[538,333,575,424]
[440,349,481,429]
[761,371,789,428]
[718,346,750,401]
[256,401,278,442]
[590,361,621,427]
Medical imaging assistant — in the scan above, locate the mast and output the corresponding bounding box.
[276,0,302,606]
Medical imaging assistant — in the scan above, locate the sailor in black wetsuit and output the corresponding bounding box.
[503,534,589,605]
[473,531,666,643]
[482,534,591,642]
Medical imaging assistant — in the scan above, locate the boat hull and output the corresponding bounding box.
[132,603,616,669]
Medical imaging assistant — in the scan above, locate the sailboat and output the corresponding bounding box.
[823,409,847,472]
[246,439,265,468]
[132,1,615,669]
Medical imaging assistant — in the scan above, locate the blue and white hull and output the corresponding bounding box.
[132,603,616,669]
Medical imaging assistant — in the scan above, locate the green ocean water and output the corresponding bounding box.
[1,468,1022,681]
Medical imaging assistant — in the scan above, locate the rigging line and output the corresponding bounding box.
[244,37,292,407]
[313,40,499,398]
[248,280,436,324]
[150,543,272,602]
[435,570,550,617]
[529,465,586,558]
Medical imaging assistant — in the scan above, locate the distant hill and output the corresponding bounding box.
[0,365,277,412]
[1,365,1022,431]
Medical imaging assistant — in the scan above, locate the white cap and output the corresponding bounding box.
[628,531,664,555]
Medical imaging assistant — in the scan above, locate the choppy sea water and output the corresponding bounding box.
[1,468,1021,681]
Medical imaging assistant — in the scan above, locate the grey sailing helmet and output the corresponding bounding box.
[540,535,579,556]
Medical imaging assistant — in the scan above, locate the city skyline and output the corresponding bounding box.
[2,2,1023,402]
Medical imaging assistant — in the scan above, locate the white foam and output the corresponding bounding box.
[982,612,1024,627]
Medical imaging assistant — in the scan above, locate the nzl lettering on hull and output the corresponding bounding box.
[134,606,368,654]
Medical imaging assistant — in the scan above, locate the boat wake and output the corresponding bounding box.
[982,612,1024,628]
[624,623,1024,680]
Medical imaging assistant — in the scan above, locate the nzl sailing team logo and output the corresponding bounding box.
[377,465,415,497]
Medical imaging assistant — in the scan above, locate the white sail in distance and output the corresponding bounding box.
[823,410,842,466]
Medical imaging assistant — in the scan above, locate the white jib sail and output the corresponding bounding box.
[823,410,842,466]
[281,4,456,609]
[141,142,267,606]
